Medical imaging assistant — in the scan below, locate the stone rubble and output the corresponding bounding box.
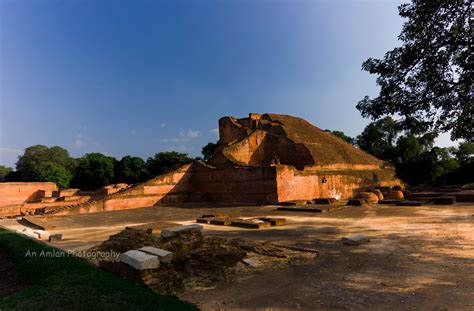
[119,250,161,270]
[139,246,173,264]
[342,234,370,246]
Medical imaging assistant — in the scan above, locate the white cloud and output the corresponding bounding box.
[73,133,87,149]
[179,129,201,139]
[74,139,86,149]
[210,128,219,136]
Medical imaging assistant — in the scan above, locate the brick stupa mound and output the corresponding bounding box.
[17,113,402,217]
[210,113,384,169]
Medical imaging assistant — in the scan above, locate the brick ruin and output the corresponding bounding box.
[1,113,407,217]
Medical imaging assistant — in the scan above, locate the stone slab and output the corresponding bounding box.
[161,224,203,238]
[49,234,63,242]
[119,250,160,270]
[138,246,173,264]
[196,217,212,224]
[346,199,368,206]
[231,219,271,229]
[124,222,180,234]
[33,229,50,240]
[313,198,340,205]
[258,217,286,226]
[209,217,234,226]
[277,205,344,213]
[242,257,263,267]
[15,228,39,239]
[277,200,308,206]
[342,234,370,246]
[277,206,325,213]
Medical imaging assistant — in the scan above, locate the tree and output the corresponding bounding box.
[15,145,76,188]
[36,162,73,189]
[0,166,13,182]
[394,135,458,184]
[71,153,115,190]
[356,117,401,161]
[357,0,473,140]
[324,130,355,145]
[114,156,146,184]
[455,141,474,164]
[145,152,193,177]
[201,142,218,162]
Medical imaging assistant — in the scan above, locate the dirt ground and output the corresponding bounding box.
[1,203,473,310]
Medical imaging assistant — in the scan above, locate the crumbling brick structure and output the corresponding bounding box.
[26,113,401,216]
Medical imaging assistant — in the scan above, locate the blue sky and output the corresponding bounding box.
[0,0,453,167]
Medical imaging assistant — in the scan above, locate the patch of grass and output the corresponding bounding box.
[0,228,197,310]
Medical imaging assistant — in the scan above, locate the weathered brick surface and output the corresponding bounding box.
[0,182,57,207]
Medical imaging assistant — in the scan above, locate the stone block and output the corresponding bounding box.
[15,228,39,239]
[431,197,456,205]
[278,200,307,206]
[196,217,212,224]
[388,190,404,200]
[33,229,50,240]
[49,234,63,242]
[209,217,234,226]
[138,246,173,264]
[119,250,160,270]
[231,219,271,229]
[342,234,370,246]
[242,257,263,267]
[313,198,339,205]
[372,189,384,200]
[346,199,368,206]
[161,224,203,238]
[258,217,286,226]
[356,192,379,204]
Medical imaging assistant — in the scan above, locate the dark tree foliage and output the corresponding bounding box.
[356,117,400,161]
[357,0,473,140]
[0,166,13,182]
[15,145,76,188]
[455,141,474,164]
[145,152,193,177]
[71,153,115,190]
[324,130,355,145]
[114,156,147,184]
[201,142,218,162]
[356,118,465,185]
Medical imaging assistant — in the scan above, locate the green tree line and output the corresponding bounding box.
[0,122,472,189]
[0,147,194,190]
[326,116,473,185]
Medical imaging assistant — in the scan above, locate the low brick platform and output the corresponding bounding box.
[396,201,424,206]
[432,197,456,205]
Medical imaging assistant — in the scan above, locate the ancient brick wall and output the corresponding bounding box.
[50,164,194,215]
[276,165,401,201]
[190,162,278,204]
[0,182,58,207]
